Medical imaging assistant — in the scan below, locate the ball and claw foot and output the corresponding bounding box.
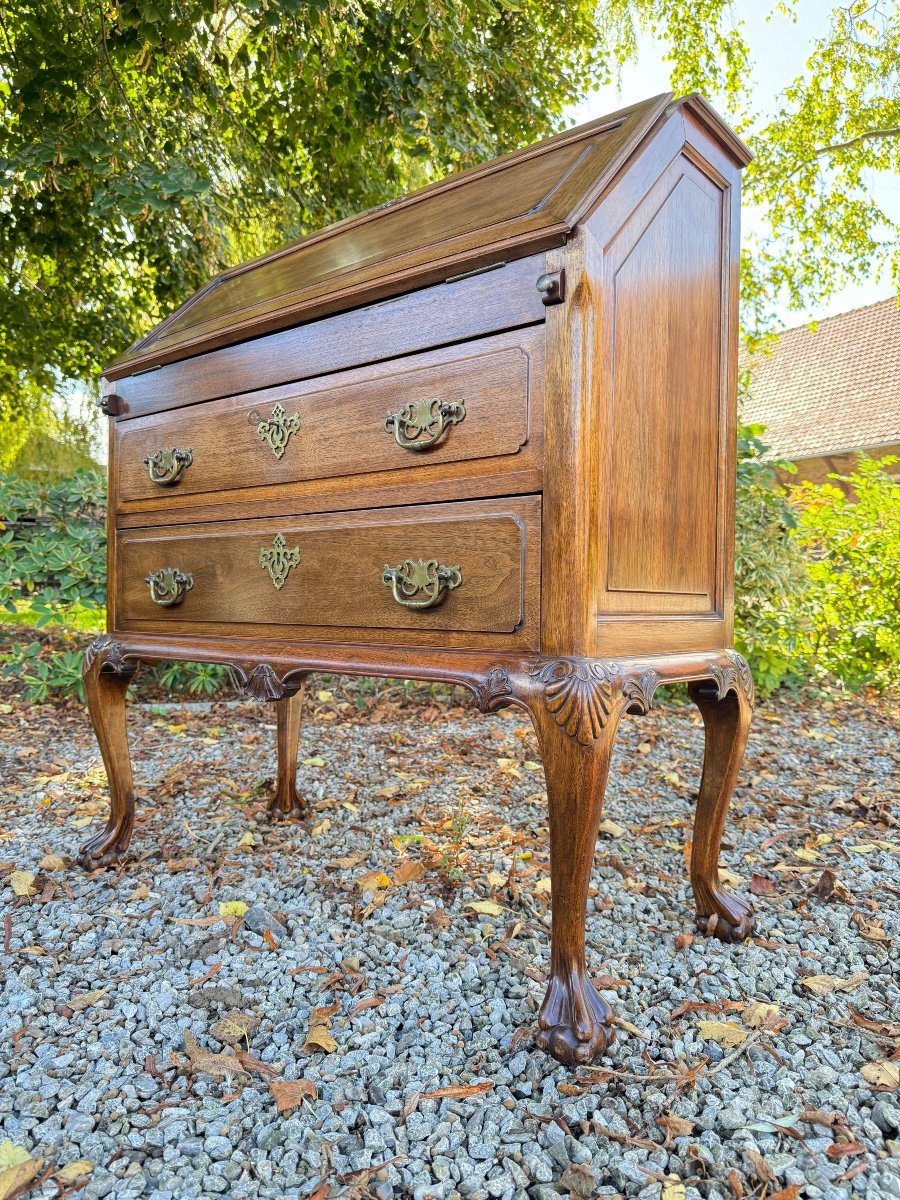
[267,785,307,821]
[77,833,126,872]
[536,967,617,1065]
[696,890,754,943]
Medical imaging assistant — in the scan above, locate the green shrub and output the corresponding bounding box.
[789,457,900,691]
[733,423,809,694]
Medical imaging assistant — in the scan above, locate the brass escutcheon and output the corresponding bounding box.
[145,567,193,607]
[259,533,301,590]
[381,559,462,609]
[384,398,466,451]
[144,447,192,486]
[257,403,301,460]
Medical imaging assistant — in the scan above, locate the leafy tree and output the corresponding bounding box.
[0,0,748,430]
[741,2,900,340]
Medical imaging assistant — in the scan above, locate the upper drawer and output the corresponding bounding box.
[115,328,543,505]
[106,254,548,420]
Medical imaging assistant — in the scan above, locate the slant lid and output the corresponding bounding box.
[109,91,749,379]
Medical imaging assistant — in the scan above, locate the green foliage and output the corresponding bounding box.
[0,0,749,420]
[741,3,900,342]
[733,421,808,694]
[0,469,107,622]
[155,659,232,698]
[789,457,900,691]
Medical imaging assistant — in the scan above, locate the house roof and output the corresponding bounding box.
[742,297,900,460]
[107,92,750,380]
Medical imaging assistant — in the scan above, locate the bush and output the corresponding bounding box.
[733,423,809,694]
[789,456,900,691]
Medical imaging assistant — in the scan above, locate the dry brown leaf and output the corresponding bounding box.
[358,870,392,892]
[697,1020,748,1048]
[802,971,868,995]
[55,1159,94,1184]
[768,1187,803,1200]
[235,1050,279,1077]
[533,877,552,895]
[466,900,504,917]
[311,819,331,838]
[745,1149,777,1187]
[210,1011,260,1046]
[329,851,366,869]
[270,1079,317,1113]
[68,988,109,1012]
[861,1060,900,1089]
[183,1030,248,1079]
[825,1142,868,1159]
[848,1008,900,1038]
[658,1113,695,1143]
[351,996,385,1016]
[420,1080,494,1101]
[393,861,425,885]
[0,1156,43,1200]
[598,818,627,838]
[303,1025,338,1053]
[743,1002,779,1030]
[39,854,66,872]
[8,871,36,898]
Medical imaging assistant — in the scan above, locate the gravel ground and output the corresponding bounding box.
[1,683,899,1200]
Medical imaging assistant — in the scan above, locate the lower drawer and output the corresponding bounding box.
[115,496,540,649]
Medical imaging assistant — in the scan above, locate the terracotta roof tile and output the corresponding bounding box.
[741,297,900,460]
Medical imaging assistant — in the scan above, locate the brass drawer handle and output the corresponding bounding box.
[382,559,462,609]
[384,399,465,450]
[145,567,193,607]
[257,403,301,459]
[143,447,193,486]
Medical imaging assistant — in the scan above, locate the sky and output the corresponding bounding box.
[565,0,900,332]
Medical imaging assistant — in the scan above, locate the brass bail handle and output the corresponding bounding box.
[144,447,193,486]
[145,567,193,607]
[381,559,462,609]
[384,398,466,451]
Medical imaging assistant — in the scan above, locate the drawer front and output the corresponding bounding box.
[107,253,548,418]
[115,329,542,505]
[115,497,540,648]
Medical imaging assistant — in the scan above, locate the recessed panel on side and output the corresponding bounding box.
[601,161,725,615]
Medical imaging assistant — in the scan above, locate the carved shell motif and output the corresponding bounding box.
[530,658,618,744]
[238,663,289,703]
[622,669,662,715]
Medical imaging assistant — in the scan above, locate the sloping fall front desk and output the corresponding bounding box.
[81,91,757,1066]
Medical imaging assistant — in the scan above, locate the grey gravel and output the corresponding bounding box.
[1,686,898,1199]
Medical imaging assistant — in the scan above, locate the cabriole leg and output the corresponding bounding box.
[269,686,307,819]
[687,681,754,942]
[520,660,629,1065]
[79,638,137,870]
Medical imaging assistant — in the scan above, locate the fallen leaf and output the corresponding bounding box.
[358,870,392,892]
[68,988,109,1012]
[55,1159,94,1184]
[329,851,366,869]
[235,1050,280,1077]
[428,909,450,930]
[183,1030,248,1079]
[218,901,249,919]
[127,883,150,901]
[237,832,256,848]
[825,1142,868,1159]
[719,868,744,888]
[674,933,694,951]
[270,1079,317,1113]
[848,1008,900,1038]
[793,847,819,863]
[658,1113,695,1143]
[745,1149,777,1187]
[466,900,504,917]
[533,877,552,895]
[861,1060,900,1089]
[598,819,627,837]
[351,996,385,1016]
[0,1145,30,1172]
[420,1081,494,1100]
[697,1020,749,1048]
[661,1177,686,1200]
[316,690,333,702]
[311,819,331,837]
[749,873,777,897]
[302,756,326,767]
[0,1155,43,1200]
[486,869,506,888]
[768,1187,802,1200]
[8,871,36,898]
[210,1011,260,1046]
[303,1025,338,1054]
[393,861,425,885]
[801,971,868,995]
[743,1002,779,1030]
[39,854,66,872]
